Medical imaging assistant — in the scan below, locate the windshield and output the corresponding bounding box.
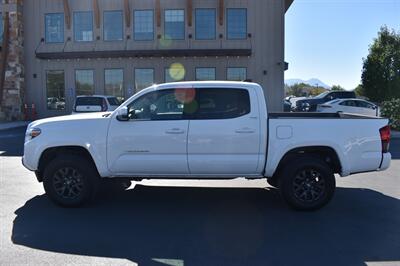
[107,97,120,106]
[314,91,330,99]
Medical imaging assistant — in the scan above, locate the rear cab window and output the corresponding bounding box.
[76,97,103,106]
[192,88,251,119]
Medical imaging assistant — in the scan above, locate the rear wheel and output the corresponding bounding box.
[279,156,335,211]
[43,155,99,207]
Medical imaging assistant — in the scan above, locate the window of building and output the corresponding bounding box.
[75,70,94,96]
[227,9,247,40]
[165,65,185,82]
[0,13,3,43]
[104,11,123,41]
[128,89,187,120]
[45,13,64,43]
[134,10,154,41]
[74,11,93,42]
[135,68,154,92]
[227,67,247,81]
[46,70,66,110]
[105,69,124,102]
[193,88,250,119]
[196,68,216,81]
[164,10,185,40]
[195,9,216,40]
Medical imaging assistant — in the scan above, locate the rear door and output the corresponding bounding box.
[187,87,260,175]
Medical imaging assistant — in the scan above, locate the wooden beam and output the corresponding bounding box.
[0,12,10,105]
[156,0,161,28]
[93,0,100,29]
[218,0,224,26]
[124,0,131,28]
[63,0,71,30]
[187,0,192,27]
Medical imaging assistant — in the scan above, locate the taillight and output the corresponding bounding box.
[379,125,391,153]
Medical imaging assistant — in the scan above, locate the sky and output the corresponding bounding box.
[285,0,400,90]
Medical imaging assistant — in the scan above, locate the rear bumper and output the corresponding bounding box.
[379,153,391,171]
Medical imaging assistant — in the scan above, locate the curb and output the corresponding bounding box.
[0,121,30,131]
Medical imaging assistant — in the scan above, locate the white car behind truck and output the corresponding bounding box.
[22,81,392,210]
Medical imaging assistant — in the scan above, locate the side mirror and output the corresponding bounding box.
[116,106,129,121]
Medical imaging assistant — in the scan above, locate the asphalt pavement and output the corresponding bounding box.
[0,126,399,266]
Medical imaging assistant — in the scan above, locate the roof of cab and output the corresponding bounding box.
[155,81,261,90]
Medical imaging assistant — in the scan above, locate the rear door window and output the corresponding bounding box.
[192,88,250,119]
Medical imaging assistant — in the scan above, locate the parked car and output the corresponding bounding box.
[295,91,356,112]
[73,95,121,113]
[23,81,391,210]
[317,98,380,116]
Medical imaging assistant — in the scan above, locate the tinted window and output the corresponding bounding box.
[134,10,154,40]
[356,100,374,109]
[227,68,247,81]
[196,68,216,81]
[165,64,185,82]
[104,11,123,41]
[74,11,93,41]
[164,10,184,40]
[194,88,250,119]
[340,100,357,107]
[76,97,103,106]
[195,9,216,40]
[129,89,190,120]
[105,69,124,102]
[227,9,247,39]
[135,68,154,92]
[45,13,64,43]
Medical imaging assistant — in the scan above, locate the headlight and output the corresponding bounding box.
[25,128,41,142]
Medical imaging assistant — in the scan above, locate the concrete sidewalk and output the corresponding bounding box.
[0,121,30,131]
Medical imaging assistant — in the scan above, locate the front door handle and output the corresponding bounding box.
[235,128,255,134]
[165,128,185,134]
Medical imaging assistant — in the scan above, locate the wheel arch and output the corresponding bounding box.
[272,146,342,180]
[36,146,100,182]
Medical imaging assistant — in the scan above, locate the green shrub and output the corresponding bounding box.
[381,98,400,130]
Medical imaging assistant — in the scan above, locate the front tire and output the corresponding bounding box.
[279,156,335,211]
[43,155,99,207]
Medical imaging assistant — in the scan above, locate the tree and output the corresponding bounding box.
[361,26,400,103]
[331,85,345,91]
[354,84,365,97]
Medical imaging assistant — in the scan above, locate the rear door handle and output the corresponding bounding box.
[235,128,255,134]
[165,128,185,134]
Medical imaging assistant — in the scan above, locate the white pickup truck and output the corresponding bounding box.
[22,81,392,210]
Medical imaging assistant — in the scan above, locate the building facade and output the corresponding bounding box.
[0,0,293,119]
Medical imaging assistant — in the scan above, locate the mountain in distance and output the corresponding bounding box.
[285,78,331,89]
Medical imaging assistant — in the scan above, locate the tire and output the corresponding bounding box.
[43,154,99,207]
[279,156,335,211]
[267,177,279,188]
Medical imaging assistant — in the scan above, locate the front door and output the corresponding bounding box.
[107,89,190,176]
[187,87,260,175]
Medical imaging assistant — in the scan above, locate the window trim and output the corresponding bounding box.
[134,68,155,92]
[103,10,124,42]
[74,69,95,96]
[104,68,125,99]
[44,13,65,44]
[195,67,217,81]
[46,69,66,111]
[195,8,216,40]
[133,9,155,41]
[226,8,247,40]
[73,11,94,42]
[164,9,185,40]
[226,67,247,81]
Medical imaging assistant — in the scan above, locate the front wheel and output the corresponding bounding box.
[43,155,99,207]
[279,156,335,211]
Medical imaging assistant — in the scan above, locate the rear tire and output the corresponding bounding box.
[279,156,335,211]
[43,154,99,207]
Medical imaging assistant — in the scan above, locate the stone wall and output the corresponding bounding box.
[0,0,24,121]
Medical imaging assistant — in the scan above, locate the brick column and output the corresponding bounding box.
[0,0,24,121]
